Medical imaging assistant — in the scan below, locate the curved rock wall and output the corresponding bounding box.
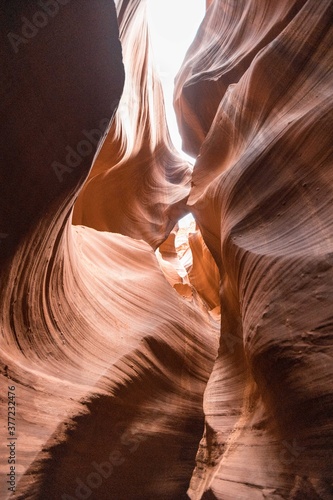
[0,0,124,261]
[1,0,332,498]
[73,0,192,250]
[175,0,333,498]
[0,2,218,499]
[174,0,309,157]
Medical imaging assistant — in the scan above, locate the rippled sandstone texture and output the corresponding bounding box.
[1,0,333,499]
[175,0,333,498]
[0,1,218,499]
[72,0,192,249]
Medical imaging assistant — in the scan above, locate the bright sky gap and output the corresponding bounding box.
[147,0,205,227]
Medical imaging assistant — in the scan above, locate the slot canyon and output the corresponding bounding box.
[0,0,332,499]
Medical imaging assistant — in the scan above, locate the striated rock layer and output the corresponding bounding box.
[1,0,333,498]
[156,224,220,310]
[0,1,218,499]
[175,0,333,498]
[174,0,310,158]
[72,0,192,250]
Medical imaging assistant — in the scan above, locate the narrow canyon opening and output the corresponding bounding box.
[147,0,219,309]
[1,0,332,499]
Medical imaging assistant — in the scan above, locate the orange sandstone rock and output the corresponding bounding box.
[175,0,333,497]
[0,2,218,499]
[73,0,192,250]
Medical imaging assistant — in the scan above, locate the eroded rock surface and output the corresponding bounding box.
[72,0,191,250]
[0,2,218,499]
[175,0,333,498]
[174,0,310,157]
[1,0,333,499]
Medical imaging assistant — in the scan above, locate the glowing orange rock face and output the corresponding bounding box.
[73,0,191,250]
[1,0,333,498]
[0,2,218,499]
[175,0,333,497]
[174,0,309,158]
